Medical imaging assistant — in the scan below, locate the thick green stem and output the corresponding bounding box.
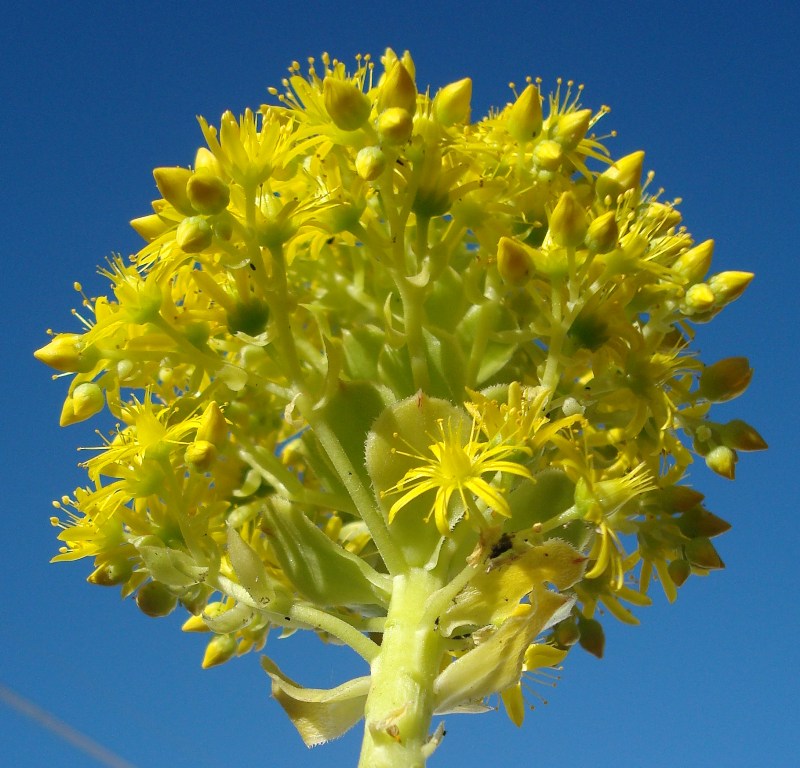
[358,568,445,768]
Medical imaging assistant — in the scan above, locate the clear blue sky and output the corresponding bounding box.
[3,1,798,766]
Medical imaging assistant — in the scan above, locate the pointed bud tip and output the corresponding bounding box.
[549,191,589,248]
[323,77,371,131]
[434,78,472,126]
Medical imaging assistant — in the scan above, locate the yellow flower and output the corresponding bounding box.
[466,383,583,449]
[35,50,761,760]
[85,394,203,484]
[381,414,533,535]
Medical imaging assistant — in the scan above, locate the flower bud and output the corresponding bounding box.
[186,173,230,215]
[136,581,178,617]
[185,440,216,471]
[434,78,472,126]
[378,60,417,115]
[355,146,387,180]
[549,191,588,248]
[59,382,104,426]
[226,298,270,336]
[553,617,580,648]
[705,445,737,479]
[685,536,725,570]
[399,50,416,78]
[323,77,371,131]
[595,151,645,203]
[377,107,414,145]
[201,633,238,669]
[130,213,170,242]
[497,236,535,286]
[532,139,563,171]
[672,239,714,283]
[683,282,716,312]
[197,401,227,445]
[661,485,705,513]
[667,558,691,587]
[507,84,543,142]
[153,166,196,215]
[87,556,133,587]
[719,419,768,451]
[176,216,213,253]
[213,215,234,241]
[699,357,753,402]
[707,271,753,306]
[585,210,618,253]
[34,333,98,373]
[182,601,228,632]
[184,401,228,472]
[552,109,591,150]
[194,146,222,175]
[180,584,213,616]
[678,507,731,538]
[182,614,210,632]
[577,615,605,658]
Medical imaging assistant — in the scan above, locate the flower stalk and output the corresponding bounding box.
[358,569,445,768]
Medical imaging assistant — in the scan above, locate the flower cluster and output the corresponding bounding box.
[37,50,762,760]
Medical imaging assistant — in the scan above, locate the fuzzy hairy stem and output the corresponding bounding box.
[358,568,445,768]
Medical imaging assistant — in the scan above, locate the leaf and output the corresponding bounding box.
[262,499,391,608]
[227,525,275,607]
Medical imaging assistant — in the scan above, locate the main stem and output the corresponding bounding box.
[358,568,445,768]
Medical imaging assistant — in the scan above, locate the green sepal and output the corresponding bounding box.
[262,499,391,608]
[261,656,370,747]
[133,535,208,593]
[202,601,259,634]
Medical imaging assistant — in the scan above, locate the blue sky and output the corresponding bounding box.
[2,1,798,766]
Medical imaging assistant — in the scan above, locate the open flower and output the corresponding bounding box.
[381,413,533,535]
